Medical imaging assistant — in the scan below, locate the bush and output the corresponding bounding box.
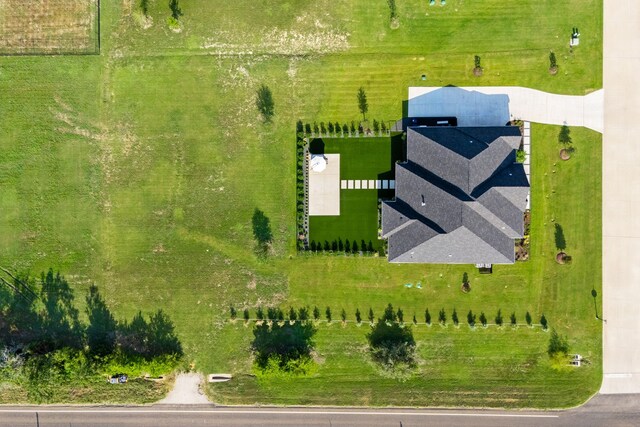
[313,306,320,321]
[342,124,349,134]
[251,321,317,372]
[396,308,404,323]
[467,310,476,327]
[289,307,297,321]
[366,304,415,369]
[495,309,503,327]
[373,119,380,133]
[296,120,303,133]
[452,308,459,326]
[381,121,387,132]
[256,307,264,320]
[328,122,334,134]
[540,314,548,330]
[325,306,332,323]
[479,312,487,327]
[340,308,347,322]
[335,122,341,135]
[510,312,517,326]
[355,309,362,324]
[230,306,237,319]
[313,122,319,134]
[243,309,250,322]
[320,122,326,134]
[305,123,311,134]
[438,308,446,325]
[368,308,375,324]
[298,307,309,321]
[548,328,569,357]
[425,309,431,325]
[525,311,532,326]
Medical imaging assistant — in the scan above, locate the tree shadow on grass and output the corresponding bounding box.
[252,208,273,258]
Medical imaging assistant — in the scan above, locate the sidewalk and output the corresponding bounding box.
[600,0,640,394]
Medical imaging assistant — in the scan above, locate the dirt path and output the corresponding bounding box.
[158,373,210,404]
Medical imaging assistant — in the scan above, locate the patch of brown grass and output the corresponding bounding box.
[0,0,97,53]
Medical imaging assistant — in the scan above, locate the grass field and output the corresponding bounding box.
[308,135,403,251]
[0,0,602,406]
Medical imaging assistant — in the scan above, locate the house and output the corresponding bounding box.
[381,126,529,264]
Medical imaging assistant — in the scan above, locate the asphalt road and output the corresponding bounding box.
[1,395,638,427]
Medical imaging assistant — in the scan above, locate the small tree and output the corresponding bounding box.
[230,306,237,319]
[479,312,487,327]
[387,0,397,20]
[256,85,274,122]
[540,314,548,330]
[313,122,319,134]
[140,0,149,16]
[325,306,332,323]
[357,87,368,121]
[495,309,503,327]
[256,306,264,320]
[289,307,298,321]
[334,121,340,135]
[473,55,483,76]
[320,122,326,135]
[549,51,558,72]
[356,308,362,324]
[467,310,476,327]
[243,308,250,322]
[381,121,387,133]
[548,328,569,357]
[342,123,349,135]
[425,308,431,325]
[373,119,380,133]
[558,125,572,147]
[309,241,317,252]
[328,122,334,134]
[412,314,417,325]
[169,0,183,20]
[510,312,517,327]
[368,308,375,324]
[396,308,404,323]
[277,308,284,322]
[452,308,459,326]
[296,120,304,133]
[345,239,351,252]
[352,240,359,253]
[298,307,309,321]
[313,306,320,321]
[305,123,311,134]
[350,121,356,134]
[341,308,347,323]
[438,308,446,325]
[525,311,532,327]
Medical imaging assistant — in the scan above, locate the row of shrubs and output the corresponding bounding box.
[306,239,383,256]
[230,306,549,329]
[295,135,306,250]
[296,119,390,138]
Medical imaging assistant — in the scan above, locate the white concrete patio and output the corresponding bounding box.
[408,86,603,133]
[308,154,340,216]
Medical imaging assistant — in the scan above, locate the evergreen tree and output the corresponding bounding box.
[357,87,368,120]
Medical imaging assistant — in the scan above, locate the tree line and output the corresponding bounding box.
[0,269,182,364]
[231,305,549,329]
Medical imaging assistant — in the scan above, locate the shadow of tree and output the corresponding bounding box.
[554,223,567,251]
[252,208,273,257]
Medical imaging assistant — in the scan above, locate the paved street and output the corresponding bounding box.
[601,0,640,394]
[0,395,638,427]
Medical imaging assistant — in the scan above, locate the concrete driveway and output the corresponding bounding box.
[408,86,603,133]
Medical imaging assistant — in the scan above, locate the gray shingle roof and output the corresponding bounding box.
[382,126,529,264]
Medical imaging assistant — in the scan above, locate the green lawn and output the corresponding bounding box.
[0,0,602,406]
[308,135,404,251]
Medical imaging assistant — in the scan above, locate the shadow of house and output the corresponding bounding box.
[407,86,511,127]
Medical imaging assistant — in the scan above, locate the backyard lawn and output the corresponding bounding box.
[308,135,404,252]
[0,0,602,407]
